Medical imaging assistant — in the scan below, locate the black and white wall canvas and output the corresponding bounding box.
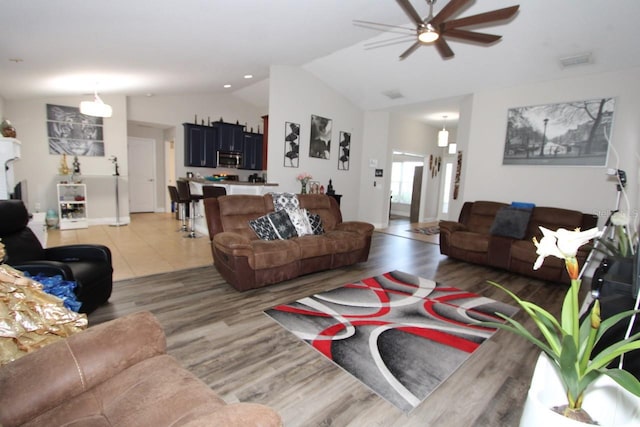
[502,97,614,166]
[338,131,350,170]
[309,114,331,159]
[284,122,300,167]
[47,104,105,156]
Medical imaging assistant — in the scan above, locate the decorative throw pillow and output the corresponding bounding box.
[248,215,279,240]
[249,210,298,240]
[307,212,325,235]
[489,206,533,239]
[272,192,299,212]
[287,208,313,236]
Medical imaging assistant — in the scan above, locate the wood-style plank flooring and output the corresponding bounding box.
[51,213,568,426]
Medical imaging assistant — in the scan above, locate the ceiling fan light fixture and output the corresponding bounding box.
[418,25,439,43]
[80,90,112,118]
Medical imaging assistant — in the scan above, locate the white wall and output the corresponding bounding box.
[5,95,129,222]
[460,68,640,228]
[359,111,390,227]
[267,65,364,221]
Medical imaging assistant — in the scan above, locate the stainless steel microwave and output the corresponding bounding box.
[217,151,243,168]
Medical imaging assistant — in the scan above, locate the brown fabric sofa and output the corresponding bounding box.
[0,311,282,427]
[204,194,374,291]
[439,201,598,283]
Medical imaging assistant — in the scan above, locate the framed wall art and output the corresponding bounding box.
[47,104,105,156]
[338,131,350,170]
[502,97,614,166]
[284,121,300,168]
[309,114,331,159]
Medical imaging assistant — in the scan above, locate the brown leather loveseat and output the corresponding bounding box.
[0,311,282,427]
[439,201,598,283]
[204,194,374,291]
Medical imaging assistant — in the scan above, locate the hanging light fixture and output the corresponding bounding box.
[80,88,112,118]
[438,115,449,147]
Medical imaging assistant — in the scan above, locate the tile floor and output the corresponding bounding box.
[46,212,438,281]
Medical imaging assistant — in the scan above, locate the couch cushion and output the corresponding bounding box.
[490,206,533,239]
[526,207,586,239]
[293,235,335,259]
[218,195,268,238]
[466,201,508,234]
[323,230,366,253]
[250,239,300,270]
[298,195,339,231]
[450,231,490,253]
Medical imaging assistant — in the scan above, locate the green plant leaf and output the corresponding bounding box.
[601,368,640,397]
[595,309,640,343]
[588,338,640,372]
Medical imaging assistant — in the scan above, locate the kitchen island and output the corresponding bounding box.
[183,178,279,236]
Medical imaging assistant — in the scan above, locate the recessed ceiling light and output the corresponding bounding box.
[244,74,253,79]
[223,84,231,88]
[8,58,23,63]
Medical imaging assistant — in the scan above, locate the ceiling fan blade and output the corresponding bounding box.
[443,5,520,30]
[399,40,422,60]
[435,38,455,58]
[365,35,416,49]
[430,0,472,27]
[396,0,424,27]
[353,19,414,32]
[442,28,502,44]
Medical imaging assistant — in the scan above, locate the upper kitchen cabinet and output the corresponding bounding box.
[215,121,245,152]
[243,132,263,170]
[184,123,217,167]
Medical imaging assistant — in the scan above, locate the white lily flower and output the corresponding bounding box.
[532,227,602,270]
[610,211,628,226]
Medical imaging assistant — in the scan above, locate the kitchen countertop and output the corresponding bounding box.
[183,178,278,186]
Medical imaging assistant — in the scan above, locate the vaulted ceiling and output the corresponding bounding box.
[2,0,639,125]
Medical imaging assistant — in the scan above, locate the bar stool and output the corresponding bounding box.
[176,180,203,238]
[167,185,188,232]
[202,185,227,199]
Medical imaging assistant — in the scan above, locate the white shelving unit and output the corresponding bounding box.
[57,183,88,230]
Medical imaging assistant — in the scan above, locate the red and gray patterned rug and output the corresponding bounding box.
[264,270,517,412]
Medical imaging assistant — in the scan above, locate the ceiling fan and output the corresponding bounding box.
[354,0,520,60]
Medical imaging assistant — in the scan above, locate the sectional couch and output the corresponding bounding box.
[203,194,374,291]
[439,200,598,283]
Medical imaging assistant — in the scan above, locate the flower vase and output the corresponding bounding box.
[301,182,307,194]
[519,353,640,427]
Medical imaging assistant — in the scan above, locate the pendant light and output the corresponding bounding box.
[438,115,449,147]
[80,88,112,118]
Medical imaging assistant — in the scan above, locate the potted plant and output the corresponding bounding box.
[482,226,640,425]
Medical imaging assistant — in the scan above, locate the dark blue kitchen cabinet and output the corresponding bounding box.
[243,133,263,170]
[215,122,245,152]
[184,123,217,167]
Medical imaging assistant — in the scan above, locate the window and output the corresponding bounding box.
[391,160,423,204]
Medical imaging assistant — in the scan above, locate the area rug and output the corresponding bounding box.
[409,226,440,235]
[264,270,517,413]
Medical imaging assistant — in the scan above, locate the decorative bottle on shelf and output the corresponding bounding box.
[59,154,70,175]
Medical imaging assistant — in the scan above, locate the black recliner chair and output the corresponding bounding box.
[0,200,113,313]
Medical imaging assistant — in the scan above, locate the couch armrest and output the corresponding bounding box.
[335,221,374,235]
[12,260,75,280]
[213,232,255,258]
[0,311,165,427]
[44,244,112,264]
[438,220,467,234]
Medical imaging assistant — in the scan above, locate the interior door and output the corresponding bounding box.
[410,166,423,223]
[127,137,156,212]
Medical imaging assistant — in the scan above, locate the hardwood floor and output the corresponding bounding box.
[72,213,569,427]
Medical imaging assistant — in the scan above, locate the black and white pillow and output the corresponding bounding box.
[288,208,314,236]
[272,192,299,212]
[307,212,324,235]
[249,210,298,240]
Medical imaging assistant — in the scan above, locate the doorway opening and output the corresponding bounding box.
[390,152,425,222]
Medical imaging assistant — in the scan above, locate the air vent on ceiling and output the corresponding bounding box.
[382,90,404,100]
[559,52,593,68]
